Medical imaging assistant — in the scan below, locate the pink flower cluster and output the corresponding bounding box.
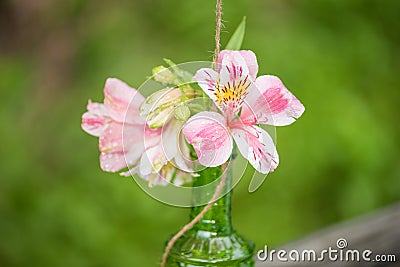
[82,50,305,186]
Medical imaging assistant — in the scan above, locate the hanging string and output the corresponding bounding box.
[160,2,225,265]
[214,0,222,67]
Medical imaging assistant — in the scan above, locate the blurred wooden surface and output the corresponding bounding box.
[255,202,400,267]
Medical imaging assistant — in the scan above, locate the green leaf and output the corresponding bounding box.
[225,16,246,50]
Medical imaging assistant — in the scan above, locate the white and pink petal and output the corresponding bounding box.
[240,75,305,126]
[81,101,110,137]
[139,144,167,176]
[100,151,128,173]
[104,78,145,123]
[97,122,137,172]
[182,111,232,167]
[99,121,123,153]
[219,51,249,85]
[173,132,195,173]
[122,124,146,166]
[161,120,182,162]
[218,50,258,81]
[139,172,168,187]
[231,125,279,174]
[193,68,220,105]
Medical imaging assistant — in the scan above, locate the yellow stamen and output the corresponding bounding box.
[214,78,250,107]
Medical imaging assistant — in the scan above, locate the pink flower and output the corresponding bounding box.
[82,78,193,186]
[182,50,305,174]
[82,78,146,173]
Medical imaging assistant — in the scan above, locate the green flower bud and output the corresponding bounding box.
[140,87,195,128]
[174,103,190,122]
[152,66,180,85]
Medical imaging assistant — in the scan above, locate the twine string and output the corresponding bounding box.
[214,0,222,66]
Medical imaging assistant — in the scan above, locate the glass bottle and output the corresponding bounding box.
[165,164,255,266]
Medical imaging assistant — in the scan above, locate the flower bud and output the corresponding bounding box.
[140,87,195,128]
[152,66,180,85]
[174,103,190,122]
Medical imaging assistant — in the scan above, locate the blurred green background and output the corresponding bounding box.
[1,0,399,266]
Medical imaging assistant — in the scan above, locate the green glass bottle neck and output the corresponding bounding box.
[189,165,233,234]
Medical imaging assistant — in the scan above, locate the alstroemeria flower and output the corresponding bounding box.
[82,78,146,172]
[82,78,193,186]
[182,50,305,174]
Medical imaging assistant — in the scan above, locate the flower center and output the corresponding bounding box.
[214,76,250,110]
